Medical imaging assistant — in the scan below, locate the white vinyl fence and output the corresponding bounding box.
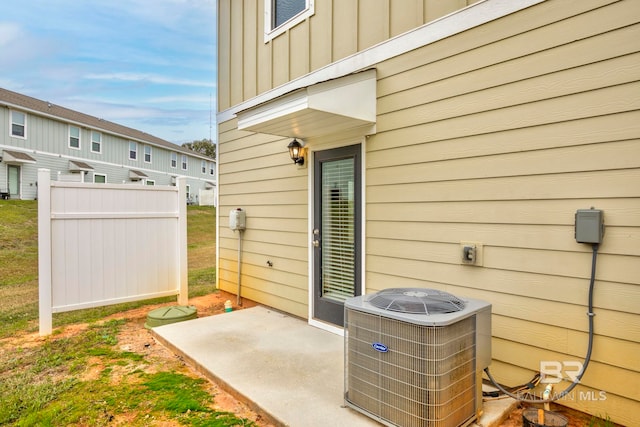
[38,169,188,335]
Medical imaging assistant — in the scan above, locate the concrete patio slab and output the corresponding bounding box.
[151,305,516,427]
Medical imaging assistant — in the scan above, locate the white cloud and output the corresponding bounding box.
[84,72,214,88]
[0,22,22,45]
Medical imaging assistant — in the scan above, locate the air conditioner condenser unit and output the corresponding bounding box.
[344,288,491,427]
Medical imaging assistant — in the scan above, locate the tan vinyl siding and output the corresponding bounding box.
[230,0,244,106]
[389,1,423,36]
[217,0,479,111]
[367,0,640,423]
[289,21,310,80]
[217,0,231,109]
[309,0,332,71]
[242,0,258,100]
[217,119,309,318]
[332,1,358,60]
[357,0,389,50]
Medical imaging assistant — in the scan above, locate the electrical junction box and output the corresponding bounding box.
[575,209,604,244]
[229,208,246,231]
[461,241,483,266]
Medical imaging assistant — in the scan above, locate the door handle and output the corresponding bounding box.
[312,228,320,248]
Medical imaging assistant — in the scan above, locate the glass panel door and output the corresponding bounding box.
[313,144,361,326]
[8,166,20,198]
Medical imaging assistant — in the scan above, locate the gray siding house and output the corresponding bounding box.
[0,87,216,203]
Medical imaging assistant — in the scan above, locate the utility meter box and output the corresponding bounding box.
[229,208,246,231]
[575,209,604,244]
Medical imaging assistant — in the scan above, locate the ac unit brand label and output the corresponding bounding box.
[372,342,389,353]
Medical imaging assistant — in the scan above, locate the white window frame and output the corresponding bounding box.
[129,141,138,160]
[170,152,178,168]
[264,0,314,42]
[69,125,81,150]
[10,110,27,139]
[181,155,188,170]
[91,131,102,154]
[145,179,155,186]
[209,161,215,175]
[144,145,152,163]
[94,173,107,183]
[201,160,207,174]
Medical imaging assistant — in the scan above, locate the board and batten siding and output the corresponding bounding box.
[217,0,481,111]
[217,119,309,318]
[367,0,640,423]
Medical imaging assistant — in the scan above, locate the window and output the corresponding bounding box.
[129,141,137,160]
[69,125,80,149]
[94,173,107,184]
[144,145,152,163]
[181,155,188,170]
[273,0,305,27]
[264,0,314,42]
[145,179,155,186]
[201,160,206,174]
[209,162,215,175]
[170,152,177,168]
[91,131,102,153]
[10,110,26,138]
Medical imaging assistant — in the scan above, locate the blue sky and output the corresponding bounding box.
[0,0,216,145]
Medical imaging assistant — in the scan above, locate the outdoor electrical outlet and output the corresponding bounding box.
[463,245,476,263]
[461,242,483,266]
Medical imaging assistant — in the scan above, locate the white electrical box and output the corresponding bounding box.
[229,208,246,231]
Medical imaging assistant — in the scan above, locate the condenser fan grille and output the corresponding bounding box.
[367,288,466,315]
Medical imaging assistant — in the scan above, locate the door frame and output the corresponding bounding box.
[7,165,21,199]
[307,138,366,335]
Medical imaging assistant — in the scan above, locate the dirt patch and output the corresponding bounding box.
[107,291,268,425]
[3,291,270,426]
[497,401,620,427]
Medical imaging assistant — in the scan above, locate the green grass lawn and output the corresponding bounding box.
[0,200,256,426]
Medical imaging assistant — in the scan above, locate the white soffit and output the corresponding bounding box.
[237,69,376,139]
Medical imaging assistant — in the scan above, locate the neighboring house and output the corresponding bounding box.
[0,87,216,204]
[216,0,639,423]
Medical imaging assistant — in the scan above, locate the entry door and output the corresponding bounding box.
[8,165,20,198]
[313,144,361,326]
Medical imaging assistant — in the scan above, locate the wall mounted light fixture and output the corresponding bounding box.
[287,139,305,165]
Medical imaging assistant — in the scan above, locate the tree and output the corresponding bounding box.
[182,138,216,160]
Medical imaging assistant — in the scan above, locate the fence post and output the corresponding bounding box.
[177,177,188,305]
[38,169,53,336]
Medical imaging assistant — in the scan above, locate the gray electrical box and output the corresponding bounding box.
[575,209,604,244]
[229,208,246,231]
